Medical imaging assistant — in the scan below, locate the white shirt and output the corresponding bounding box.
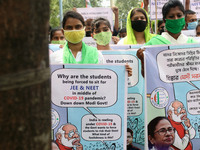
[50,49,104,64]
[161,32,189,44]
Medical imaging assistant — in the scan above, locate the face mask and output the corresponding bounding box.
[85,31,92,37]
[187,21,198,30]
[64,29,85,44]
[93,31,112,46]
[131,20,147,32]
[165,17,185,34]
[51,40,66,45]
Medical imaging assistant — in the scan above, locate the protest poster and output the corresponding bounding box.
[145,44,200,150]
[181,30,196,37]
[150,0,184,20]
[101,49,145,149]
[150,0,169,20]
[76,7,114,30]
[51,64,127,149]
[190,0,200,19]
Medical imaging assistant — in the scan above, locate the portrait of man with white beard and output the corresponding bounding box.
[55,123,83,150]
[167,100,196,150]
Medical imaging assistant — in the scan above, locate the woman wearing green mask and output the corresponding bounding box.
[118,7,155,45]
[91,17,132,76]
[50,11,104,64]
[137,0,197,76]
[50,27,66,48]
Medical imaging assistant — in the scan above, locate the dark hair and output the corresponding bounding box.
[127,128,133,137]
[91,17,111,33]
[62,11,85,28]
[162,0,185,21]
[130,8,148,24]
[185,10,196,20]
[50,27,63,40]
[119,28,126,33]
[148,117,170,148]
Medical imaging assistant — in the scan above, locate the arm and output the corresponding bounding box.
[184,118,196,139]
[188,126,196,139]
[112,6,119,34]
[185,0,190,11]
[173,130,190,149]
[144,0,149,12]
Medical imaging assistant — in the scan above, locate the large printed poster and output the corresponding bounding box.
[51,64,127,150]
[101,49,145,149]
[145,44,200,150]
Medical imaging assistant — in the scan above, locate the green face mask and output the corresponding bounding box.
[51,40,66,45]
[165,17,185,34]
[93,31,112,46]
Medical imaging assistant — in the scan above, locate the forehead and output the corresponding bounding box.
[127,132,132,136]
[131,11,145,18]
[167,6,183,16]
[64,17,83,26]
[53,30,63,36]
[172,101,183,108]
[94,22,109,29]
[186,14,197,20]
[63,124,76,132]
[156,119,171,130]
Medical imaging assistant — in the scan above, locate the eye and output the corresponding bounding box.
[177,107,181,113]
[68,131,74,138]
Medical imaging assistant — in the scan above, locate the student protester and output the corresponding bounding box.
[148,117,175,150]
[137,0,197,76]
[117,7,155,45]
[50,11,104,64]
[50,27,66,47]
[127,128,141,150]
[85,18,93,37]
[157,20,165,35]
[184,10,198,30]
[119,28,127,39]
[91,17,132,77]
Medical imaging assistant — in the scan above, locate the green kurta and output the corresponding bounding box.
[63,41,99,64]
[145,34,197,46]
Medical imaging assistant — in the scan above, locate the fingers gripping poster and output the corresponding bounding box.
[51,64,127,150]
[145,44,200,150]
[101,49,145,149]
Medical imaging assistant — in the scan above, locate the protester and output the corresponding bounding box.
[127,128,141,150]
[85,18,93,37]
[119,28,127,38]
[50,27,66,46]
[157,20,165,35]
[117,7,155,45]
[91,17,132,77]
[50,11,104,64]
[148,117,175,150]
[184,10,198,30]
[137,0,197,76]
[196,24,200,37]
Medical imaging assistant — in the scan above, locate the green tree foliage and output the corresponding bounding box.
[50,0,102,28]
[115,0,141,28]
